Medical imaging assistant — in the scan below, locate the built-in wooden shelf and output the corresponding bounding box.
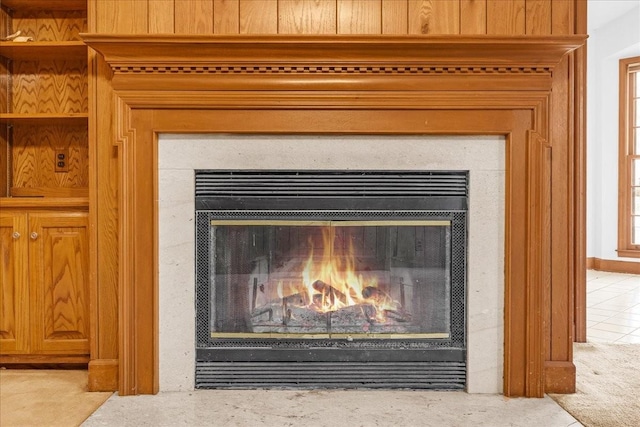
[1,0,87,12]
[0,113,88,126]
[0,41,86,61]
[0,197,89,209]
[10,186,89,198]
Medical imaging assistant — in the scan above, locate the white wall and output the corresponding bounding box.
[587,3,640,261]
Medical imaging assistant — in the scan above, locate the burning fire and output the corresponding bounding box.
[276,226,399,322]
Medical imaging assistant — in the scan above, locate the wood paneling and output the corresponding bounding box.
[30,212,89,353]
[239,0,278,34]
[382,0,407,34]
[0,213,29,354]
[552,0,574,35]
[460,0,486,35]
[338,0,381,34]
[11,11,86,41]
[408,0,459,35]
[573,0,587,344]
[11,60,87,114]
[487,0,525,35]
[10,125,88,192]
[550,55,572,364]
[85,0,580,37]
[279,0,336,34]
[214,0,239,34]
[0,129,7,197]
[95,0,148,33]
[149,0,175,33]
[525,0,551,35]
[175,0,213,34]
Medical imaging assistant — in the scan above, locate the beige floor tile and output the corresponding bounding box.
[615,334,640,344]
[590,322,638,334]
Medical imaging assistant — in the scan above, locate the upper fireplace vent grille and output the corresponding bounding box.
[195,170,468,199]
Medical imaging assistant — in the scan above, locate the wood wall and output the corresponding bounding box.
[92,0,576,36]
[94,0,581,35]
[89,0,586,393]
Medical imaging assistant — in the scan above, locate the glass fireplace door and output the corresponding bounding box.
[211,220,451,339]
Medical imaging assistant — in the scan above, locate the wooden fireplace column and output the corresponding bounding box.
[83,35,585,396]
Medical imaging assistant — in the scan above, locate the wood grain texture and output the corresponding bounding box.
[338,0,381,34]
[149,0,175,33]
[11,125,88,192]
[11,11,86,41]
[1,1,87,12]
[279,0,336,34]
[11,60,87,114]
[88,358,119,391]
[239,0,278,34]
[382,0,407,34]
[487,0,525,35]
[550,55,572,362]
[589,258,640,275]
[0,213,29,354]
[410,0,459,35]
[544,361,576,393]
[551,0,574,35]
[573,0,587,343]
[0,7,8,39]
[0,129,7,197]
[175,0,213,34]
[460,0,486,34]
[29,212,89,354]
[214,0,240,34]
[95,0,148,33]
[526,0,551,35]
[93,58,120,361]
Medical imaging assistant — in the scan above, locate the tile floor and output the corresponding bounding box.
[586,269,640,343]
[80,270,638,426]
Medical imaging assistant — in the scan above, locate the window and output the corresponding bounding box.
[618,56,640,257]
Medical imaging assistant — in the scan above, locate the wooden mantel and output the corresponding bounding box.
[83,34,586,397]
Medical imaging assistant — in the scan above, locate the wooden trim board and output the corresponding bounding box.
[587,257,640,275]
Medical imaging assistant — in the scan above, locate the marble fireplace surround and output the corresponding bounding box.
[158,134,505,393]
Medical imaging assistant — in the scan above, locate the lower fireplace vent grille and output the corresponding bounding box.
[196,362,465,390]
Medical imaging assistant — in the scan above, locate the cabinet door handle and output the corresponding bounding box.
[30,232,38,240]
[12,231,20,239]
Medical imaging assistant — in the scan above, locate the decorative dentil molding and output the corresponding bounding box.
[83,34,584,78]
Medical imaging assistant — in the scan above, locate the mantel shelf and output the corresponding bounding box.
[0,41,86,61]
[0,113,88,126]
[81,34,586,69]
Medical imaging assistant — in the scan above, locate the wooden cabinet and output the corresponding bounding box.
[0,210,89,360]
[0,0,89,364]
[0,213,29,353]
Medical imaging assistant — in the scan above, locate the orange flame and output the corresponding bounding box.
[288,226,399,322]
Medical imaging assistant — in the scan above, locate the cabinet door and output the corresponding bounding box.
[0,212,29,354]
[29,212,89,354]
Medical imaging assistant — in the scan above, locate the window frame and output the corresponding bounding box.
[618,56,640,258]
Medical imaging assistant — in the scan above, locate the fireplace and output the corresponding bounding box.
[83,35,584,396]
[194,170,467,388]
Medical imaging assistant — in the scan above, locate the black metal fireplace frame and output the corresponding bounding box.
[194,170,468,389]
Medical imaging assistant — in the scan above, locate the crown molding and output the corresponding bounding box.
[82,34,585,71]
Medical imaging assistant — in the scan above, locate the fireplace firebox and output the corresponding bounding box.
[195,170,467,389]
